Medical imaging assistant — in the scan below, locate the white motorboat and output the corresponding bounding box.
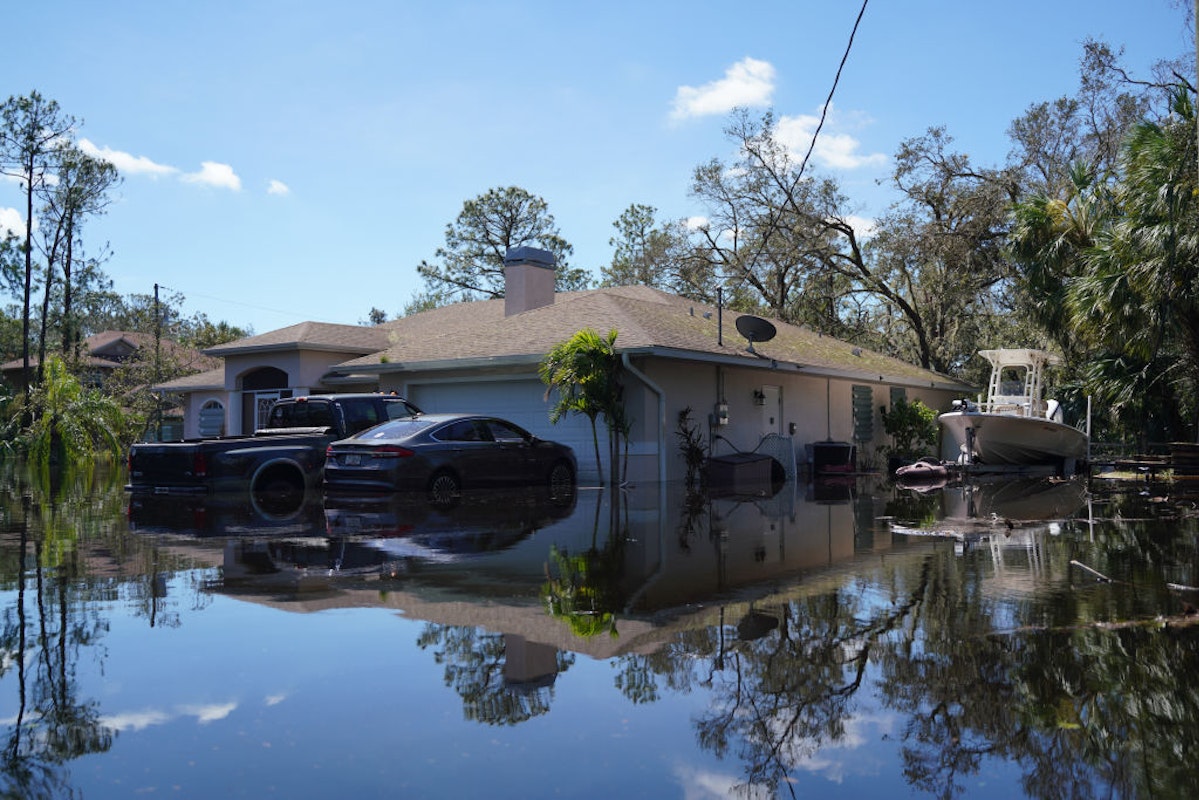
[938,349,1089,471]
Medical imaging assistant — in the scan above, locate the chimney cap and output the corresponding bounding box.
[503,246,556,269]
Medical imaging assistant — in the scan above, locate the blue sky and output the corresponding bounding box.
[2,1,1192,334]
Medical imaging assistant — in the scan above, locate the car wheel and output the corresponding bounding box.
[427,470,461,507]
[548,460,575,501]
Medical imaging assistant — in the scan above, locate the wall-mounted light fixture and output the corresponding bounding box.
[752,389,766,406]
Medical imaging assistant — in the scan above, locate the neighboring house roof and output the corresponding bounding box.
[0,330,220,375]
[203,321,394,356]
[334,285,971,391]
[154,367,226,392]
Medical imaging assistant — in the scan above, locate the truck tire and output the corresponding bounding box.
[251,461,306,515]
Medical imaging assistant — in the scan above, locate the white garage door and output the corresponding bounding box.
[408,379,603,484]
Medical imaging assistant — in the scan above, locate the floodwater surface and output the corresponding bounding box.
[1,464,1197,799]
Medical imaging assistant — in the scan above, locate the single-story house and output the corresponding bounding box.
[156,249,972,483]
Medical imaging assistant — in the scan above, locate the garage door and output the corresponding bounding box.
[408,379,602,484]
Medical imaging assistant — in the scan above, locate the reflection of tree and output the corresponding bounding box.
[1,468,116,799]
[613,499,1199,799]
[0,459,226,797]
[541,490,629,639]
[877,504,1199,799]
[416,624,575,726]
[694,568,932,797]
[541,544,624,638]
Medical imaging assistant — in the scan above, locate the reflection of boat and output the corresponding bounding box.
[941,476,1087,523]
[938,349,1088,471]
[890,476,1087,547]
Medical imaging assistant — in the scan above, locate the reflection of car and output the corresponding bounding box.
[323,414,576,502]
[324,487,578,562]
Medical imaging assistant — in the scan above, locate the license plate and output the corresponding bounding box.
[344,454,361,466]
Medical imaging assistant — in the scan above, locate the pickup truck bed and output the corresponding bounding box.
[126,394,421,495]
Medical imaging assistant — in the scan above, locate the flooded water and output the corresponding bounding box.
[2,462,1198,799]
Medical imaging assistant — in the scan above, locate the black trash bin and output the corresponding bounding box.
[811,441,856,474]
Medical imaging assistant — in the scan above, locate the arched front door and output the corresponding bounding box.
[240,367,289,434]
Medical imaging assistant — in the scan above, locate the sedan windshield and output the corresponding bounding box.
[350,417,437,441]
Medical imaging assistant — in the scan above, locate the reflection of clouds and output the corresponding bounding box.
[100,709,172,732]
[673,763,771,800]
[769,712,897,783]
[101,701,238,731]
[180,702,237,724]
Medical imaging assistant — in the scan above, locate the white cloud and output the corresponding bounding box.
[267,179,289,196]
[78,138,177,177]
[673,763,772,800]
[179,701,237,724]
[845,214,878,239]
[100,700,238,732]
[100,708,171,732]
[183,161,242,191]
[0,207,24,238]
[758,710,896,783]
[773,106,887,171]
[672,57,776,120]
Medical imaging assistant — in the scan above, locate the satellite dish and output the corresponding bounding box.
[735,315,777,353]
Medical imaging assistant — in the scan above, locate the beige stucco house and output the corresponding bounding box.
[156,250,971,483]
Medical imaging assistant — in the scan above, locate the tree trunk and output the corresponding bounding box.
[37,259,53,385]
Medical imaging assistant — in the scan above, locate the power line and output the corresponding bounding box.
[153,283,332,325]
[795,0,870,183]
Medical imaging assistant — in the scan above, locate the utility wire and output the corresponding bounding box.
[794,0,870,184]
[154,283,330,325]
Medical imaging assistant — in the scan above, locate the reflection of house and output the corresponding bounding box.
[1,330,218,394]
[145,480,913,661]
[156,249,971,482]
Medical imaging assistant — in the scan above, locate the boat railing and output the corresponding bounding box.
[979,395,1046,418]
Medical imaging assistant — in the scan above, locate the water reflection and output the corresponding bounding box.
[4,465,1199,798]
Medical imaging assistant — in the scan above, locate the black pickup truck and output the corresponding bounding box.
[126,393,422,496]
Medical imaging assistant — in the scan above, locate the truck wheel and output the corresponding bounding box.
[252,463,306,516]
[427,471,461,507]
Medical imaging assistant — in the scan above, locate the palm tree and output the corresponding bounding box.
[22,355,124,467]
[1069,90,1198,439]
[539,328,624,485]
[1009,160,1113,358]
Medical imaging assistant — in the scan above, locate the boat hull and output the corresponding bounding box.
[939,411,1088,467]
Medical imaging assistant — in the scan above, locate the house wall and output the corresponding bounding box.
[632,357,962,481]
[183,391,227,439]
[184,342,963,473]
[217,350,380,435]
[373,358,960,486]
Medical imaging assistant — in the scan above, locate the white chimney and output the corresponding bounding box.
[503,246,556,316]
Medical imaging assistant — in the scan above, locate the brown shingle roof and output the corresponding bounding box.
[336,286,969,390]
[204,321,393,356]
[0,330,219,374]
[154,367,225,392]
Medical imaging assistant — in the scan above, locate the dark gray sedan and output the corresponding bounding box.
[323,413,576,503]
